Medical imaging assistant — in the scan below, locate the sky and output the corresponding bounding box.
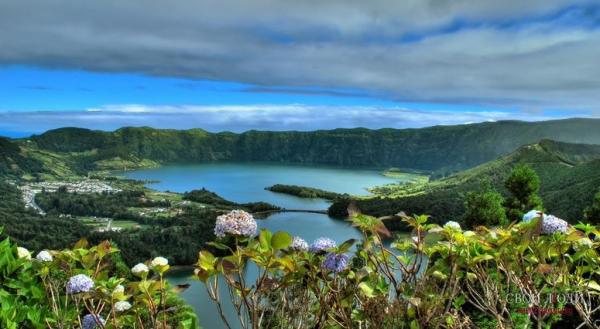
[1,0,599,136]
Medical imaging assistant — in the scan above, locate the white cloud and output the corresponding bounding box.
[0,104,581,134]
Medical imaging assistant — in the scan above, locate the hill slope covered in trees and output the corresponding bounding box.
[28,118,600,173]
[330,140,600,226]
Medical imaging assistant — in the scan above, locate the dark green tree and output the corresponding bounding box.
[504,164,543,222]
[584,191,600,224]
[463,182,508,227]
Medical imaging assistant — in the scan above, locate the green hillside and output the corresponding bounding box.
[28,118,600,173]
[331,140,600,226]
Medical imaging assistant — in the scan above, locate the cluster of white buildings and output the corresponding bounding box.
[19,180,121,215]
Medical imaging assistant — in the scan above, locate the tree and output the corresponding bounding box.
[584,191,600,224]
[464,182,508,227]
[504,164,543,222]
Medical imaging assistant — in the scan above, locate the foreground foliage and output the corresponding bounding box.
[0,232,199,329]
[195,210,600,329]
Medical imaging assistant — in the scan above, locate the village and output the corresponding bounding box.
[19,180,121,216]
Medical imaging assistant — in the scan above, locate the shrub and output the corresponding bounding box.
[0,229,199,329]
[505,164,543,221]
[195,210,600,329]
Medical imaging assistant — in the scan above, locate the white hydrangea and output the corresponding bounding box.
[443,221,461,231]
[35,250,53,262]
[17,247,31,260]
[131,263,149,275]
[151,256,168,267]
[113,285,125,294]
[114,301,132,312]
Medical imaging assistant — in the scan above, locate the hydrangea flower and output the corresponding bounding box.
[16,247,31,260]
[131,263,149,275]
[151,256,168,267]
[322,253,349,273]
[443,221,461,231]
[66,274,94,294]
[291,236,309,251]
[214,210,257,238]
[114,301,132,312]
[309,237,337,253]
[35,250,53,262]
[113,284,125,294]
[541,215,569,235]
[82,314,105,329]
[523,210,544,223]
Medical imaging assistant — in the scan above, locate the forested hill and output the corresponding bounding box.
[333,139,600,225]
[29,118,600,173]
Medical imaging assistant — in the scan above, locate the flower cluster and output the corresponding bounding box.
[443,221,461,231]
[131,263,149,275]
[82,314,105,329]
[114,301,132,312]
[291,236,309,251]
[541,215,569,235]
[214,210,258,238]
[113,284,125,294]
[35,250,53,262]
[309,237,337,253]
[322,253,349,273]
[66,274,94,294]
[151,256,169,267]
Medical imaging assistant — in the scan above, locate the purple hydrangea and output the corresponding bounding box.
[291,236,309,251]
[214,210,257,238]
[322,253,349,273]
[309,237,337,253]
[541,215,569,235]
[82,314,105,329]
[66,274,94,294]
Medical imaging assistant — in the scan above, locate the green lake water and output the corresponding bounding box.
[121,162,403,329]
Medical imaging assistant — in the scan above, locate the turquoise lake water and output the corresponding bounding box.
[121,162,402,329]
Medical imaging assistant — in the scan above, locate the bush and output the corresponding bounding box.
[463,183,507,227]
[0,229,199,329]
[194,210,600,329]
[505,164,543,221]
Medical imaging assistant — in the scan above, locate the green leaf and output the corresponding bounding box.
[337,239,356,253]
[271,231,292,250]
[259,229,272,250]
[358,282,375,297]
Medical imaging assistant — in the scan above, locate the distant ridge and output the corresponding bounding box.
[28,118,600,173]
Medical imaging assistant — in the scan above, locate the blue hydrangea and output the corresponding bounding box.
[309,237,337,253]
[522,209,544,223]
[82,314,105,329]
[66,274,94,294]
[322,253,349,273]
[291,236,309,251]
[214,210,257,238]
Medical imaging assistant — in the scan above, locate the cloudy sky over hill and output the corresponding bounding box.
[1,0,599,134]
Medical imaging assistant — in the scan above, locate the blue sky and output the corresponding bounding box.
[1,1,599,135]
